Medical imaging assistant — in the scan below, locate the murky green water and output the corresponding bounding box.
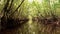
[1,20,60,34]
[1,15,60,34]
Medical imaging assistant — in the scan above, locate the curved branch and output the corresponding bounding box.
[7,0,14,12]
[10,0,24,15]
[3,0,10,11]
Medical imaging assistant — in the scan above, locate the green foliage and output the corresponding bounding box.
[0,0,60,34]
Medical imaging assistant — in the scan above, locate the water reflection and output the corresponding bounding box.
[1,19,60,34]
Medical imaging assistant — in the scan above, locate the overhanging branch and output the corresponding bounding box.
[7,0,14,12]
[10,0,24,16]
[3,0,10,12]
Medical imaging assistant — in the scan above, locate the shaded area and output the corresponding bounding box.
[0,0,60,34]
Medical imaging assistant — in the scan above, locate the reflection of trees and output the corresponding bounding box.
[0,0,60,34]
[32,0,60,34]
[1,0,29,30]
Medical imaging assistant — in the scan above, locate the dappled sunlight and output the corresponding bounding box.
[28,15,32,24]
[0,0,60,34]
[36,0,43,4]
[28,0,33,3]
[28,0,43,4]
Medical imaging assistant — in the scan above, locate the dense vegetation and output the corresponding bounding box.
[0,0,60,34]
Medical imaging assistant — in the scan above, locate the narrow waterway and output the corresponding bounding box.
[1,15,60,34]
